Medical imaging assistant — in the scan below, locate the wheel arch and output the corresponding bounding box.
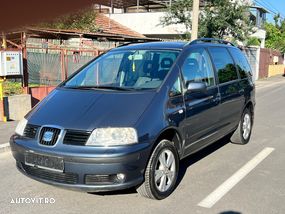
[243,101,254,122]
[152,127,184,159]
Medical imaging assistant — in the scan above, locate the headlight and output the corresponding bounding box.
[15,118,28,136]
[86,128,138,146]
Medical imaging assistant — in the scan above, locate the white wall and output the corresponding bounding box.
[243,47,260,81]
[109,12,186,36]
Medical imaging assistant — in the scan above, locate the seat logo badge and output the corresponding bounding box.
[43,131,54,142]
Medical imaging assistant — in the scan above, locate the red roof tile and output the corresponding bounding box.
[95,13,145,38]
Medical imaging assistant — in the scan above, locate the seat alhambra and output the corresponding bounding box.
[10,38,255,200]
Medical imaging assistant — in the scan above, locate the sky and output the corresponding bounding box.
[253,0,285,23]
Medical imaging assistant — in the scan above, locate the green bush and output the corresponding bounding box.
[39,8,98,33]
[3,81,23,96]
[247,37,261,46]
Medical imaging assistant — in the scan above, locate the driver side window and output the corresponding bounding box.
[181,48,215,87]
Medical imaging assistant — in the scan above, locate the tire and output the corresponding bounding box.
[137,139,179,200]
[231,108,253,145]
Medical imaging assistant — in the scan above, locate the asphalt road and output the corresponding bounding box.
[1,76,285,214]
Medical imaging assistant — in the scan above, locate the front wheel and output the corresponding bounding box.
[137,139,179,200]
[231,108,253,145]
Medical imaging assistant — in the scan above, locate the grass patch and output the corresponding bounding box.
[3,81,23,96]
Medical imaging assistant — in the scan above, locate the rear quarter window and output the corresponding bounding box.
[228,48,252,79]
[208,47,238,84]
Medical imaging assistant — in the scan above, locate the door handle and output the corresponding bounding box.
[178,109,184,114]
[239,89,245,95]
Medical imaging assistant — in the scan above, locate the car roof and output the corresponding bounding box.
[111,41,239,52]
[113,41,188,51]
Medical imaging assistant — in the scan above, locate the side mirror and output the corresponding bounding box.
[187,82,207,93]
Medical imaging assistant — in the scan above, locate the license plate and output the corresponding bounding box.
[25,153,64,172]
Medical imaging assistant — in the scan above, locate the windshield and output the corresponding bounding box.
[63,49,179,90]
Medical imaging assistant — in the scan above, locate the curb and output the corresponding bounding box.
[0,143,10,153]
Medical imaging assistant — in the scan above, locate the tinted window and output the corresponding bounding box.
[229,48,252,79]
[181,48,215,87]
[208,47,238,84]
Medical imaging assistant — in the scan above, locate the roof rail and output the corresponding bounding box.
[189,38,235,47]
[116,41,151,48]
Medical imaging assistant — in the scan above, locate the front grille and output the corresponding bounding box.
[20,163,78,184]
[85,174,118,185]
[23,124,40,138]
[39,127,61,146]
[63,130,90,146]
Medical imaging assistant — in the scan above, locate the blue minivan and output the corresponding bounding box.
[10,39,255,200]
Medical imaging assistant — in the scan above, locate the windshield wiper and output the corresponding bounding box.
[64,85,135,91]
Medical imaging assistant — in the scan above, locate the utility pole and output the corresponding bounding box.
[191,0,200,41]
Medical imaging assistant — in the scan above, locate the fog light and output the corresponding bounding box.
[116,173,125,182]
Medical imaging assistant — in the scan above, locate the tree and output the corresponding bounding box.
[161,0,194,32]
[39,8,98,33]
[161,0,253,41]
[265,14,285,53]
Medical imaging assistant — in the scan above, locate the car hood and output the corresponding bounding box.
[27,88,156,131]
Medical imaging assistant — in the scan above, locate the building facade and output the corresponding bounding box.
[95,0,267,46]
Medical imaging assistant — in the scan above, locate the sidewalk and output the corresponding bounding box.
[255,74,285,89]
[0,121,17,145]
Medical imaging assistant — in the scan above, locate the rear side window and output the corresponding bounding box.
[229,48,252,79]
[208,47,238,84]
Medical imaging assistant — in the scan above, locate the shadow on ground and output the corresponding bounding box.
[176,135,231,187]
[91,135,231,197]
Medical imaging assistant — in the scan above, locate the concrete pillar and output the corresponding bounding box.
[260,38,265,48]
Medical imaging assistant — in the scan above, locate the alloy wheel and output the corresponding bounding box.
[154,149,176,192]
[242,113,251,140]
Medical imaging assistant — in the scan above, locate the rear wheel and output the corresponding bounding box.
[137,139,179,200]
[231,108,253,145]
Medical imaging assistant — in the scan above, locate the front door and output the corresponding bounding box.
[179,47,221,153]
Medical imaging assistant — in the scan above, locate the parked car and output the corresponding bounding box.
[10,38,255,200]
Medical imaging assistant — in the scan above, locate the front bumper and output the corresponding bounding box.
[10,135,152,192]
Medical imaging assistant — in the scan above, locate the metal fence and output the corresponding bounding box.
[27,47,107,86]
[259,48,284,79]
[27,50,61,86]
